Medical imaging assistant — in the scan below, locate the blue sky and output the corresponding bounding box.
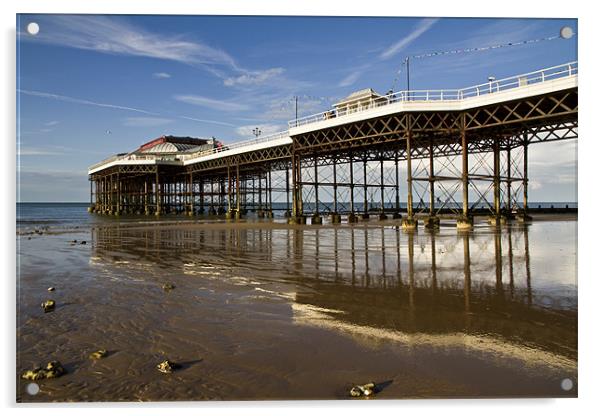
[16,15,577,202]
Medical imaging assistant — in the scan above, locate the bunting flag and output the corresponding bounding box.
[390,33,576,92]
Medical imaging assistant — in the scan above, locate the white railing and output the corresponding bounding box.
[181,130,290,161]
[289,61,578,128]
[89,153,180,170]
[90,131,291,171]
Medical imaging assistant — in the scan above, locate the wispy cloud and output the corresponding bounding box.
[152,72,171,79]
[338,69,364,88]
[336,18,439,88]
[18,89,157,115]
[18,147,63,156]
[28,15,236,69]
[178,116,236,127]
[224,67,285,87]
[19,88,240,129]
[174,94,249,112]
[380,18,439,60]
[235,123,284,138]
[26,15,285,89]
[122,117,173,127]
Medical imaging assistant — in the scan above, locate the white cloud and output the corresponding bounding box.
[224,67,285,87]
[174,94,249,112]
[25,15,289,89]
[338,70,363,88]
[380,18,439,60]
[18,147,63,156]
[28,15,237,69]
[44,120,60,126]
[235,124,283,138]
[122,117,173,127]
[18,89,157,115]
[178,116,236,127]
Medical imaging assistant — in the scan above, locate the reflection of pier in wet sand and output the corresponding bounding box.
[91,221,577,364]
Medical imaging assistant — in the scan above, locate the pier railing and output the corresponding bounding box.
[289,61,578,128]
[181,130,290,161]
[90,131,291,171]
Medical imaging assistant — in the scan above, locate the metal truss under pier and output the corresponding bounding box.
[88,62,578,229]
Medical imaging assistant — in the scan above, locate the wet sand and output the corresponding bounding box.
[16,215,577,401]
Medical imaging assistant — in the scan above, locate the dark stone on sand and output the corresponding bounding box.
[21,361,66,380]
[89,349,108,360]
[157,360,180,373]
[349,382,376,397]
[41,300,55,313]
[80,241,87,245]
[162,283,175,291]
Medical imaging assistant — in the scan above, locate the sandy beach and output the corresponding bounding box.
[16,215,577,401]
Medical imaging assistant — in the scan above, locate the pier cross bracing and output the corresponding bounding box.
[88,62,578,229]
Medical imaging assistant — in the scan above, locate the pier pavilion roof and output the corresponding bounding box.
[137,135,214,154]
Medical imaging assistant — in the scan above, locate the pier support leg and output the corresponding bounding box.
[155,168,161,216]
[457,118,473,231]
[226,165,233,219]
[199,177,204,214]
[348,156,358,223]
[311,155,322,224]
[144,180,149,215]
[187,173,193,216]
[284,166,291,218]
[517,134,532,223]
[331,161,341,223]
[403,119,417,230]
[362,157,369,220]
[258,171,264,218]
[393,155,401,219]
[266,169,273,218]
[489,139,506,226]
[424,138,439,229]
[289,154,305,224]
[379,158,387,221]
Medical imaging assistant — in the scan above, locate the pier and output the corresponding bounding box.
[88,62,578,229]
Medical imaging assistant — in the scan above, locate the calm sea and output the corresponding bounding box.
[16,201,578,230]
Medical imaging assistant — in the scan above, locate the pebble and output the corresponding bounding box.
[162,283,175,291]
[21,361,66,380]
[349,382,376,397]
[47,287,55,292]
[157,360,180,373]
[41,300,55,313]
[89,349,108,360]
